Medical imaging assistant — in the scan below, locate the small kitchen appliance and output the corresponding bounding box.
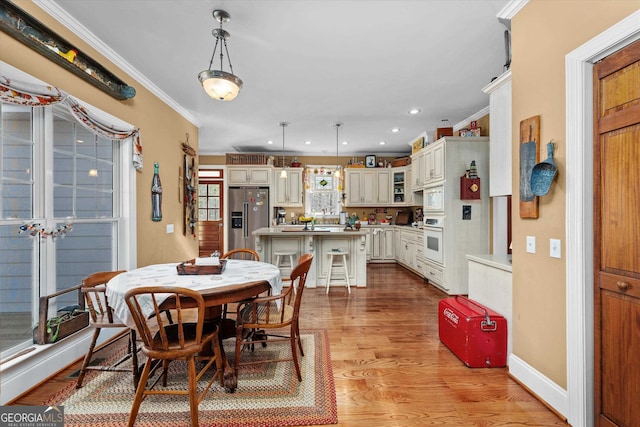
[274,207,287,225]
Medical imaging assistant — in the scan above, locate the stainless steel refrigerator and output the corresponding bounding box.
[228,187,269,252]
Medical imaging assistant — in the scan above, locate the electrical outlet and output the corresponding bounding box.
[550,238,561,258]
[166,224,174,234]
[526,236,536,253]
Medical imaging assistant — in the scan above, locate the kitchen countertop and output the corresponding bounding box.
[466,254,512,272]
[253,226,366,236]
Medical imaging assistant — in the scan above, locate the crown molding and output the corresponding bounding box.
[33,0,201,127]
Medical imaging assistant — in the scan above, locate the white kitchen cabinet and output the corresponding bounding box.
[424,140,445,185]
[422,137,490,295]
[482,70,512,197]
[345,169,376,205]
[227,166,271,185]
[370,227,395,261]
[345,169,391,206]
[397,227,421,274]
[376,169,392,204]
[392,168,408,205]
[410,150,425,191]
[273,167,303,207]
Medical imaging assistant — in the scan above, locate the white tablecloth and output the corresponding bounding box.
[105,260,282,329]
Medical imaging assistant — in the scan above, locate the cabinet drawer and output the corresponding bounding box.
[424,263,443,285]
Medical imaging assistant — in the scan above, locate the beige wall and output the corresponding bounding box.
[511,0,639,388]
[0,2,200,267]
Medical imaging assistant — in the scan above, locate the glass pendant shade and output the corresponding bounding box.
[198,70,242,101]
[199,9,242,101]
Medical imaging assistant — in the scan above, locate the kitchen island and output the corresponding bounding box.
[252,226,367,288]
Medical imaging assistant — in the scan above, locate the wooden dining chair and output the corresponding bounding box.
[234,253,313,381]
[220,248,260,261]
[75,270,140,389]
[124,286,223,427]
[220,248,261,319]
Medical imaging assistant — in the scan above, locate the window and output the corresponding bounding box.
[0,102,124,357]
[304,166,342,217]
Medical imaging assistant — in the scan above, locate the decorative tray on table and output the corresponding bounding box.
[176,258,227,275]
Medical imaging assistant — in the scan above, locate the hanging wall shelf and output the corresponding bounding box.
[0,1,136,100]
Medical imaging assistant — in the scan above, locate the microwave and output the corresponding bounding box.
[424,185,444,213]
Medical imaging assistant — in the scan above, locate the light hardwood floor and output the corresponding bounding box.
[11,264,567,426]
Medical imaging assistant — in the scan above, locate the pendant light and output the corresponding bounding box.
[279,122,289,178]
[333,122,343,178]
[198,9,243,101]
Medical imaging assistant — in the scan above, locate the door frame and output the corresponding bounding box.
[566,10,640,427]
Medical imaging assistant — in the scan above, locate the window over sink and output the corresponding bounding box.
[304,165,341,218]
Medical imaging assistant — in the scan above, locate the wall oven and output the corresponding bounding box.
[423,216,444,265]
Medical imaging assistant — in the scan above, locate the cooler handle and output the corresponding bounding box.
[454,295,496,332]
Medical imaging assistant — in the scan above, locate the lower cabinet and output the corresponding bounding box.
[370,227,395,262]
[396,227,421,274]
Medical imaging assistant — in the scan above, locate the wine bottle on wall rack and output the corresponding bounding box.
[151,162,162,221]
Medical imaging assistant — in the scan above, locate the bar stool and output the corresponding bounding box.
[273,250,297,280]
[325,249,351,294]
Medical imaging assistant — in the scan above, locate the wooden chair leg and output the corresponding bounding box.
[129,329,140,387]
[187,357,199,427]
[290,333,301,381]
[75,328,101,388]
[127,357,153,427]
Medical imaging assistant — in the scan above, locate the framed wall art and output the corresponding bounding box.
[365,155,377,168]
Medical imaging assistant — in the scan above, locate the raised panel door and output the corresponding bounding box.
[383,229,395,259]
[431,143,445,182]
[361,170,377,204]
[376,170,392,204]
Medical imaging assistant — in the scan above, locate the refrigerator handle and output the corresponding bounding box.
[243,202,249,239]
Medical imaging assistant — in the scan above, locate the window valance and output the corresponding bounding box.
[0,75,143,171]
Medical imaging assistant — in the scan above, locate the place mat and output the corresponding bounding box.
[47,329,337,427]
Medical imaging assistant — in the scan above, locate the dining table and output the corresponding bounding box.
[105,259,282,391]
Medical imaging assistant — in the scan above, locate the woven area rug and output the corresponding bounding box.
[47,329,337,427]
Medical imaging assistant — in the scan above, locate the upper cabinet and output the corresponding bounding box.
[411,138,446,190]
[424,141,445,185]
[392,167,408,205]
[227,166,271,186]
[344,168,392,206]
[482,70,512,196]
[273,167,303,207]
[345,169,378,206]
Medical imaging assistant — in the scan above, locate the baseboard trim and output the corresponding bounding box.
[0,328,120,405]
[508,353,569,420]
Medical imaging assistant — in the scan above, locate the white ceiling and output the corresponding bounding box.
[42,0,511,157]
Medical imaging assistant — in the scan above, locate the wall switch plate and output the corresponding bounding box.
[550,238,561,258]
[166,224,174,234]
[526,236,536,253]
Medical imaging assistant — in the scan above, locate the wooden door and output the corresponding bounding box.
[594,39,640,427]
[198,170,224,257]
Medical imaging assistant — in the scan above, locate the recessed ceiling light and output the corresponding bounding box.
[304,140,311,145]
[379,141,386,145]
[76,139,84,143]
[391,128,400,133]
[342,141,348,145]
[408,108,421,115]
[267,140,274,145]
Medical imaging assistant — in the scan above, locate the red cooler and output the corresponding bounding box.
[438,296,507,368]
